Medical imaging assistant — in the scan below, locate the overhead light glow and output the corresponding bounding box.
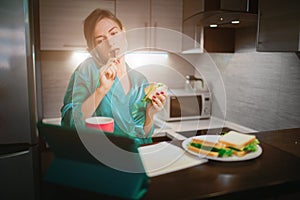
[231,20,240,24]
[125,52,168,69]
[72,51,90,65]
[210,24,218,28]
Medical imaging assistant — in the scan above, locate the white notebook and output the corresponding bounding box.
[138,142,207,177]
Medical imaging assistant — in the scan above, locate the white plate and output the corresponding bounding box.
[182,135,263,162]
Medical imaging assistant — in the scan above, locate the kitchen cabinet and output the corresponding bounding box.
[257,0,300,52]
[116,0,182,52]
[39,0,115,51]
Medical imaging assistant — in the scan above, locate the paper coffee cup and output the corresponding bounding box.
[85,117,114,133]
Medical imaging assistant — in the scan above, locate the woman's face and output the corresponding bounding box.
[92,18,127,64]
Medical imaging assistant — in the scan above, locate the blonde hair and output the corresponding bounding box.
[84,9,123,51]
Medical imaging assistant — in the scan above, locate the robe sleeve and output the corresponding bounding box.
[61,67,95,128]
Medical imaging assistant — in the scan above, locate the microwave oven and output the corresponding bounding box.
[157,89,211,121]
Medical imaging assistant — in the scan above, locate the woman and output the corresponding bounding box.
[60,9,166,143]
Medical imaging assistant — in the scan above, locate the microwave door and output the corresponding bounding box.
[170,96,202,120]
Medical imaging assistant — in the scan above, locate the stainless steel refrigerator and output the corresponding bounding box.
[0,0,39,199]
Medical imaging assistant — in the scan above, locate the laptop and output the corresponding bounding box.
[37,122,149,200]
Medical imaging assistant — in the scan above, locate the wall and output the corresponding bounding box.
[40,51,78,118]
[40,51,194,118]
[194,27,300,131]
[40,25,300,132]
[209,51,300,131]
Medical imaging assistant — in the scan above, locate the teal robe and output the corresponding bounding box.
[61,57,153,144]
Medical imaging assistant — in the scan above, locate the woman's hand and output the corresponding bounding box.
[97,58,119,94]
[144,91,166,136]
[82,58,119,120]
[146,91,166,116]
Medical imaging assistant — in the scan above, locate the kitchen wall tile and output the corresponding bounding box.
[40,51,79,118]
[196,51,300,131]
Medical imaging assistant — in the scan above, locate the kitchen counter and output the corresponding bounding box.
[154,117,257,133]
[153,117,257,140]
[40,128,300,200]
[43,117,257,136]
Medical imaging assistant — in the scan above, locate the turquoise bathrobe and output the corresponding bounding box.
[61,57,154,144]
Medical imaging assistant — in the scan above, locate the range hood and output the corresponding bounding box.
[182,0,258,54]
[193,10,257,28]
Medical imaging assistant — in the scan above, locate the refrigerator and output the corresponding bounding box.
[0,0,40,199]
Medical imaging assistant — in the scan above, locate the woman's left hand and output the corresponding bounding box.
[146,91,166,116]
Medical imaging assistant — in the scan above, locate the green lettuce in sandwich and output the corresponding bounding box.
[188,131,260,157]
[141,83,168,103]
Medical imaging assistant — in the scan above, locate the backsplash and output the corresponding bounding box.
[195,52,300,131]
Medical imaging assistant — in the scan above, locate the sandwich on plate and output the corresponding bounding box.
[188,131,260,157]
[142,82,168,103]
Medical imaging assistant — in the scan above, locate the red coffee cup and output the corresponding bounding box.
[85,117,114,133]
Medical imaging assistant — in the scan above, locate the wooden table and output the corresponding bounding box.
[143,128,300,199]
[41,128,300,200]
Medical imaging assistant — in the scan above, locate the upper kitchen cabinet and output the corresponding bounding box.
[182,0,258,53]
[39,0,115,51]
[257,0,300,52]
[116,0,182,52]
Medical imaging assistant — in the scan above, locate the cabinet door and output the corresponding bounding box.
[116,0,150,30]
[183,0,204,20]
[257,0,300,52]
[116,0,182,52]
[151,0,183,52]
[39,0,115,51]
[116,0,150,50]
[182,19,198,51]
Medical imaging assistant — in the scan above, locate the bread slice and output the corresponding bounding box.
[218,131,256,150]
[191,138,225,149]
[232,150,247,157]
[188,145,219,157]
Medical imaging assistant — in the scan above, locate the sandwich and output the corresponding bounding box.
[188,131,260,157]
[188,138,233,157]
[141,82,168,103]
[218,131,260,156]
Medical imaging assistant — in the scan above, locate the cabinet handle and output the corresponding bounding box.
[154,22,157,49]
[0,150,29,159]
[145,22,148,48]
[63,44,86,48]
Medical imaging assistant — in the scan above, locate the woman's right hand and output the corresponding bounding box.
[98,58,119,94]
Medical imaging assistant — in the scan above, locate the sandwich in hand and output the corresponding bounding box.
[188,131,260,157]
[142,82,168,103]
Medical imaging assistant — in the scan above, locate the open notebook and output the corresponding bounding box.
[138,142,208,177]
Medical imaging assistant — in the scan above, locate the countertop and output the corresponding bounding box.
[154,117,257,133]
[152,117,257,141]
[42,117,257,137]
